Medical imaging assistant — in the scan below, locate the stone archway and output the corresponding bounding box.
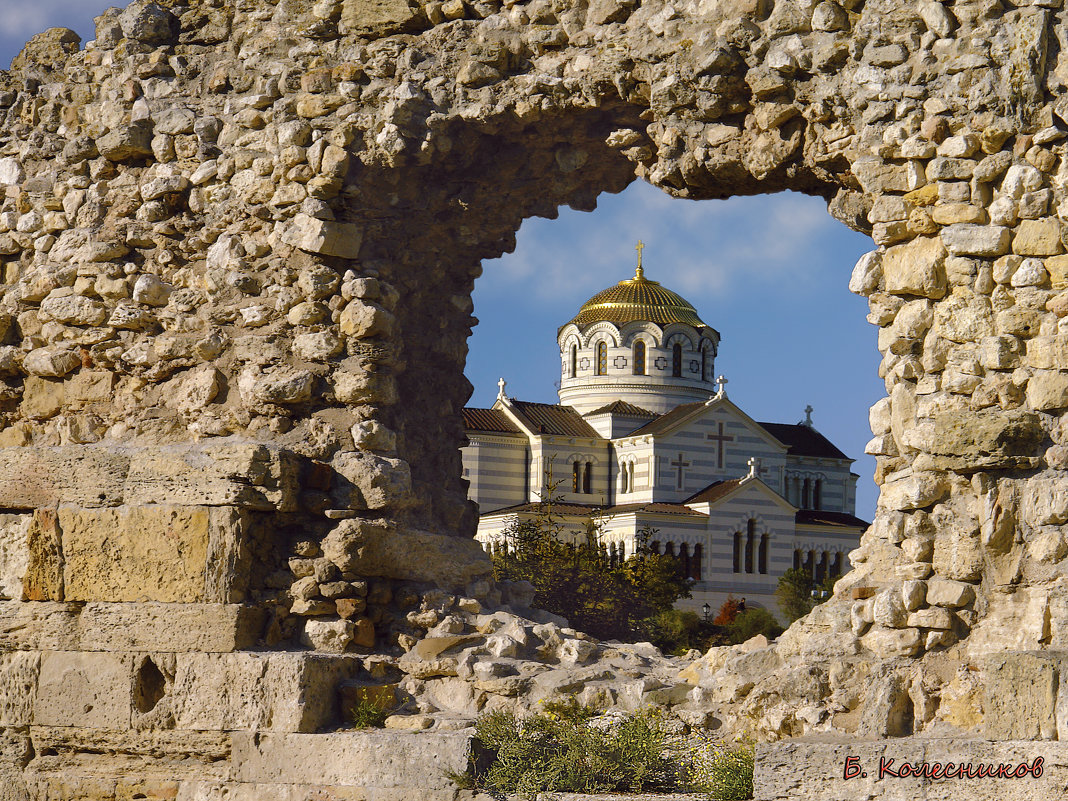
[1,0,1067,793]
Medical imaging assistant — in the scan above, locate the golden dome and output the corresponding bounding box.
[567,265,709,329]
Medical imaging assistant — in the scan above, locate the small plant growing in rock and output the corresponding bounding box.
[456,702,678,798]
[683,735,755,800]
[348,688,394,730]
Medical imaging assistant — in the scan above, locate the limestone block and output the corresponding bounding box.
[1027,370,1068,410]
[160,365,223,413]
[906,607,954,629]
[230,731,472,787]
[0,158,24,186]
[941,224,1012,257]
[880,235,947,298]
[1022,477,1068,526]
[848,249,881,295]
[60,505,250,604]
[878,470,949,511]
[932,531,983,582]
[1027,335,1068,369]
[926,577,975,607]
[859,625,922,657]
[24,508,63,601]
[331,451,413,509]
[338,299,397,339]
[79,603,264,652]
[0,446,129,508]
[97,123,154,162]
[66,370,116,406]
[33,651,132,728]
[124,440,299,511]
[983,652,1062,739]
[322,519,492,587]
[967,588,1051,655]
[934,288,995,343]
[281,213,363,259]
[903,409,1044,469]
[39,293,108,325]
[0,601,80,651]
[0,514,30,600]
[23,345,80,377]
[20,376,64,420]
[0,651,39,725]
[1013,218,1064,255]
[302,619,355,653]
[169,652,361,732]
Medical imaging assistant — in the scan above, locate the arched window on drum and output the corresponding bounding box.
[633,340,646,375]
[596,341,608,375]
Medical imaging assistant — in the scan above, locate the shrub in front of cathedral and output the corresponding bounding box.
[489,504,693,645]
[775,568,837,623]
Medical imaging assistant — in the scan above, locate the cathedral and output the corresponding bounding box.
[461,245,868,619]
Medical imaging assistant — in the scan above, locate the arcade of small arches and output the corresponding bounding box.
[563,327,716,381]
[793,547,846,583]
[732,518,771,575]
[784,473,827,510]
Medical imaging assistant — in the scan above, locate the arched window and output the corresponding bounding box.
[620,462,629,493]
[692,543,703,580]
[628,462,635,492]
[733,532,742,573]
[814,478,822,510]
[583,462,592,494]
[572,462,581,493]
[633,340,646,375]
[569,345,577,378]
[651,540,660,555]
[793,549,802,570]
[679,543,690,579]
[832,551,843,577]
[759,533,769,574]
[802,478,811,509]
[672,343,682,377]
[700,345,708,381]
[664,542,675,557]
[596,341,607,375]
[745,519,756,574]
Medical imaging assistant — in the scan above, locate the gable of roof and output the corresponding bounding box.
[796,509,869,528]
[596,502,709,517]
[463,407,523,434]
[758,422,850,460]
[683,478,743,505]
[627,401,706,437]
[508,400,602,438]
[585,400,659,418]
[683,475,797,514]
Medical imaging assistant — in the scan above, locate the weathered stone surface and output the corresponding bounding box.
[231,731,471,786]
[881,236,947,298]
[169,653,361,732]
[904,409,1044,469]
[281,214,363,259]
[33,651,132,728]
[0,447,129,509]
[79,603,264,652]
[60,505,249,604]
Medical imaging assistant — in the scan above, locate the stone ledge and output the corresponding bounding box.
[754,737,1068,801]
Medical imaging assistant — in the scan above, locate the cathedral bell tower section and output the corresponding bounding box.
[557,244,721,416]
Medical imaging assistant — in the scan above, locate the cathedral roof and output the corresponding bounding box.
[566,265,709,330]
[758,422,849,460]
[585,400,659,418]
[683,478,744,505]
[507,400,601,438]
[796,509,869,528]
[462,408,523,434]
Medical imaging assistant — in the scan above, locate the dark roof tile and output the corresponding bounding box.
[462,408,522,434]
[683,478,744,505]
[586,400,659,418]
[758,422,849,460]
[796,509,869,528]
[509,400,602,438]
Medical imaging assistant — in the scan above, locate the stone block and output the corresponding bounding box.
[1027,335,1068,369]
[0,513,30,600]
[169,652,361,732]
[79,603,265,652]
[0,651,39,725]
[33,651,132,728]
[281,213,363,259]
[24,508,63,601]
[1027,370,1068,410]
[230,731,472,787]
[982,651,1063,739]
[0,446,128,509]
[1014,217,1064,256]
[60,505,249,604]
[124,440,299,511]
[880,235,947,298]
[926,578,976,607]
[941,224,1012,257]
[0,601,80,651]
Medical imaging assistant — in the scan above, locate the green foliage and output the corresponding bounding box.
[350,697,390,729]
[725,608,783,644]
[713,595,743,626]
[464,705,678,799]
[775,569,839,623]
[685,737,755,800]
[641,608,721,655]
[490,504,691,642]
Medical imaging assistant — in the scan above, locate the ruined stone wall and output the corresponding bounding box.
[3,0,1068,794]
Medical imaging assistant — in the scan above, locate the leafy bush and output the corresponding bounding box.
[685,737,755,800]
[725,608,783,644]
[641,608,722,655]
[775,568,838,623]
[713,595,743,626]
[461,704,678,798]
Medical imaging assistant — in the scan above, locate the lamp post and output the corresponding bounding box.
[702,602,711,622]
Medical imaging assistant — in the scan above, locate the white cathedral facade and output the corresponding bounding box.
[461,251,867,619]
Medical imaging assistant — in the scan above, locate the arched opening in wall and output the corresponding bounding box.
[463,181,882,614]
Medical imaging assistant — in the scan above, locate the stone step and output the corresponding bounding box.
[754,737,1068,801]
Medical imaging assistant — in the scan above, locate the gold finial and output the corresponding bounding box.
[635,240,645,279]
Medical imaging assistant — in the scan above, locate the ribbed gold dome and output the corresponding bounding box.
[568,266,708,329]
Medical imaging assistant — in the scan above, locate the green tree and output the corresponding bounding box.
[774,568,837,623]
[490,506,691,642]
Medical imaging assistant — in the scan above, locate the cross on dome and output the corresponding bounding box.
[635,239,645,279]
[801,404,814,427]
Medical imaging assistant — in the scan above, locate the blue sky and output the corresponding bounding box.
[1,1,884,518]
